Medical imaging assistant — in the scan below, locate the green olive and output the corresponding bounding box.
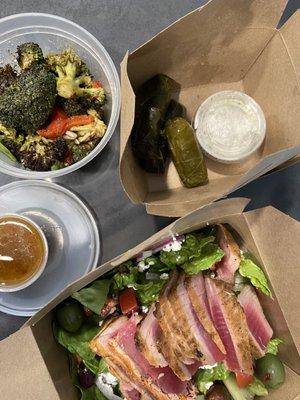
[255,354,285,389]
[56,301,84,333]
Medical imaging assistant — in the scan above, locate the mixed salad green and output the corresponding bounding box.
[53,227,285,400]
[0,43,106,171]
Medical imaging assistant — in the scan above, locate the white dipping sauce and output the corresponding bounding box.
[194,91,266,163]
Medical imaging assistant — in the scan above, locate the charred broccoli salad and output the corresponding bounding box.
[0,42,107,171]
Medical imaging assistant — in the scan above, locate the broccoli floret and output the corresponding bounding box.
[0,123,24,158]
[17,42,44,70]
[58,96,104,117]
[0,63,57,134]
[46,48,105,104]
[0,65,17,94]
[51,161,65,170]
[46,48,90,75]
[19,136,68,171]
[71,143,94,163]
[70,109,106,143]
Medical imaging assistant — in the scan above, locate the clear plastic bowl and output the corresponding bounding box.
[0,13,120,178]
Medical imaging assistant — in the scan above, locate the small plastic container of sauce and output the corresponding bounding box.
[0,214,48,292]
[194,91,266,163]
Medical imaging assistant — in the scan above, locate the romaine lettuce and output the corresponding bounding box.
[239,257,271,297]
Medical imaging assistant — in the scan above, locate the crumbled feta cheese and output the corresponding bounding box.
[145,272,160,280]
[96,373,121,400]
[204,382,213,390]
[100,372,118,386]
[160,273,169,280]
[200,363,218,370]
[141,305,149,313]
[162,238,183,252]
[138,260,151,272]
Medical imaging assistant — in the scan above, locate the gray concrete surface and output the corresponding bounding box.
[0,0,299,340]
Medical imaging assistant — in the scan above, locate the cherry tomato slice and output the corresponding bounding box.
[119,288,138,315]
[236,372,254,388]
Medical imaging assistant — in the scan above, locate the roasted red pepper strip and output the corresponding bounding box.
[119,288,138,315]
[38,109,94,139]
[65,115,94,131]
[92,80,102,88]
[37,108,68,139]
[236,372,254,388]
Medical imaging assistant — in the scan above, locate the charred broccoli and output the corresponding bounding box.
[17,42,44,70]
[46,48,105,104]
[0,123,24,160]
[19,136,68,171]
[0,65,17,94]
[71,143,94,163]
[58,96,104,117]
[0,63,57,134]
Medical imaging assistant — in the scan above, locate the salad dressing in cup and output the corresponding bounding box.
[0,214,48,291]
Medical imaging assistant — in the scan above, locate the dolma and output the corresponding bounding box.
[164,117,208,187]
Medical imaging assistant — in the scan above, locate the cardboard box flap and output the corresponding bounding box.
[128,0,287,90]
[0,327,60,399]
[279,9,300,75]
[229,147,300,193]
[245,207,300,361]
[120,52,147,203]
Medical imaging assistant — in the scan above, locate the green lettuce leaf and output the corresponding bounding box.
[182,243,224,275]
[266,338,284,355]
[239,257,271,297]
[69,354,107,400]
[81,386,107,400]
[249,378,268,396]
[0,141,17,162]
[71,280,111,315]
[145,255,172,273]
[195,363,230,394]
[53,322,101,375]
[134,281,166,306]
[112,262,139,292]
[159,233,223,275]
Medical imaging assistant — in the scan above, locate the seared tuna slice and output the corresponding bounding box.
[156,271,196,380]
[238,285,273,359]
[137,303,168,368]
[169,273,226,365]
[186,274,225,354]
[215,225,241,283]
[91,314,190,400]
[205,277,253,375]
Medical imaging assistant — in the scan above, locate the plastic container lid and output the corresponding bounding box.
[0,13,120,178]
[0,180,100,316]
[194,90,266,163]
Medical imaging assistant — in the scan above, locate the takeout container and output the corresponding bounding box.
[0,13,120,179]
[0,198,299,399]
[120,0,300,217]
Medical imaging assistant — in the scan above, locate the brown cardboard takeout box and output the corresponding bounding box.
[120,0,300,217]
[0,198,299,399]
